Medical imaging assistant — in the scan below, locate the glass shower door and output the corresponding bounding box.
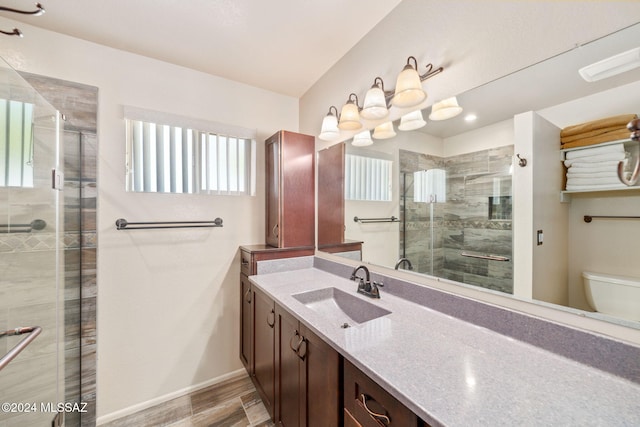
[0,58,65,426]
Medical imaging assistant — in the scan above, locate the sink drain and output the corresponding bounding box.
[340,323,350,329]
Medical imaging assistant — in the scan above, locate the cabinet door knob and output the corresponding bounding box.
[360,394,391,425]
[267,309,275,328]
[290,330,303,353]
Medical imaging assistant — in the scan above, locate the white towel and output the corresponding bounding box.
[564,152,626,167]
[566,160,621,171]
[566,176,623,186]
[564,143,625,160]
[566,171,619,179]
[565,182,627,191]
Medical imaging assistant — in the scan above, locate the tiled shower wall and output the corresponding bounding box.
[21,73,98,426]
[400,146,514,294]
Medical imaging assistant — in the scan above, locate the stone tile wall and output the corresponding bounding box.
[399,146,514,293]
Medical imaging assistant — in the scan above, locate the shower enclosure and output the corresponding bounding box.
[0,57,82,426]
[399,146,514,294]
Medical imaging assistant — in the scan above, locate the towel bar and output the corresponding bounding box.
[461,252,510,262]
[0,326,42,372]
[584,215,640,223]
[115,218,223,230]
[354,216,399,224]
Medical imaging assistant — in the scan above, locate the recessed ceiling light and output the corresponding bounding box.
[464,113,477,122]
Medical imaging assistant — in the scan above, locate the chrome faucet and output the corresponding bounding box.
[394,257,413,270]
[350,265,383,298]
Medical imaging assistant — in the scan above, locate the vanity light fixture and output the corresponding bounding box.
[361,77,389,120]
[579,47,640,82]
[429,97,463,121]
[372,121,396,139]
[338,93,363,131]
[319,106,340,141]
[351,130,374,147]
[398,110,426,131]
[318,56,443,140]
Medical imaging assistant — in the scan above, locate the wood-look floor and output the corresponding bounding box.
[101,374,273,427]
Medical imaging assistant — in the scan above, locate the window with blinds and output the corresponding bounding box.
[1,99,34,187]
[125,117,255,195]
[345,153,392,201]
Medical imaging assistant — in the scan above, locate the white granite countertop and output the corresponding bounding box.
[249,268,640,427]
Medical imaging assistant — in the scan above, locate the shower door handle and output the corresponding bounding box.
[0,326,42,372]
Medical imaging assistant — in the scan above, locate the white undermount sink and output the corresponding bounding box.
[292,287,391,326]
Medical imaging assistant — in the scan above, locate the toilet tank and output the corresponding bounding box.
[582,271,640,322]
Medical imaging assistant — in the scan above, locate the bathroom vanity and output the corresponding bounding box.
[243,257,640,426]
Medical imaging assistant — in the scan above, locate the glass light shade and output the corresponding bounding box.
[352,130,373,147]
[338,101,362,130]
[319,113,339,141]
[429,97,463,121]
[361,85,389,120]
[372,121,396,139]
[398,110,426,131]
[391,64,427,108]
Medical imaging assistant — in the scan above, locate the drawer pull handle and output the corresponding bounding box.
[241,259,249,266]
[360,394,390,425]
[297,338,307,361]
[272,223,279,238]
[290,331,303,352]
[244,289,251,303]
[267,309,275,328]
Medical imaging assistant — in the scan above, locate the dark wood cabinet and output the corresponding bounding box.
[344,359,420,427]
[253,286,276,419]
[275,304,341,427]
[317,142,345,247]
[265,130,315,248]
[240,273,252,373]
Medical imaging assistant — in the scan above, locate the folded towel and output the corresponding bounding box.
[566,171,619,179]
[560,114,638,138]
[564,142,625,160]
[560,129,631,149]
[566,176,623,186]
[560,125,626,143]
[565,182,627,191]
[566,160,621,170]
[564,152,626,167]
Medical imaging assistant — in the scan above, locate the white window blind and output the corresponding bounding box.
[345,153,392,201]
[0,99,34,187]
[124,107,256,195]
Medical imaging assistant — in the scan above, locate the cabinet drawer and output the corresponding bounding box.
[240,249,253,276]
[344,360,418,427]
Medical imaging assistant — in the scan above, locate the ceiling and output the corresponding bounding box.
[2,0,402,97]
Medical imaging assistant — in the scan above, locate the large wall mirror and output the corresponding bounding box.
[317,22,640,331]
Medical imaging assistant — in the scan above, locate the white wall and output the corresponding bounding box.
[0,17,299,421]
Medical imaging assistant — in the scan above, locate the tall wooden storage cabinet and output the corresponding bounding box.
[265,130,315,248]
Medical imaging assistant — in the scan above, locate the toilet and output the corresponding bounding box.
[582,271,640,322]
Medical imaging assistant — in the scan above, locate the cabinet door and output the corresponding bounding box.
[240,274,252,374]
[253,287,276,419]
[275,304,302,427]
[300,324,340,427]
[265,134,281,247]
[317,142,345,246]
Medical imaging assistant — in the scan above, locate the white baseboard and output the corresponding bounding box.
[96,368,247,425]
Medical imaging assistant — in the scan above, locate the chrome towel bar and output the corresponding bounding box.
[353,216,399,224]
[0,219,47,233]
[0,326,42,372]
[461,252,510,262]
[115,218,223,230]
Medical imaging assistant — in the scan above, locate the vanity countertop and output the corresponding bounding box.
[249,267,640,427]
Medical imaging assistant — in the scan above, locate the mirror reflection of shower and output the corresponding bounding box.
[399,146,514,293]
